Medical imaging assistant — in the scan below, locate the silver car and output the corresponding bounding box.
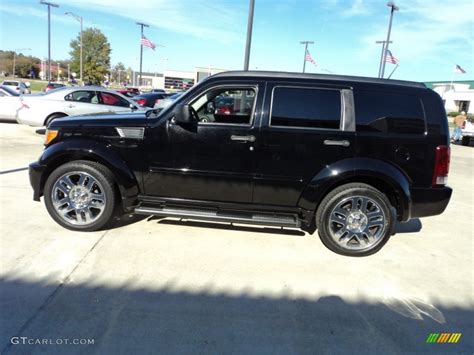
[1,80,30,94]
[17,86,146,127]
[0,85,22,122]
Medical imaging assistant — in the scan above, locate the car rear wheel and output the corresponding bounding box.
[45,113,67,127]
[316,183,394,256]
[44,161,117,231]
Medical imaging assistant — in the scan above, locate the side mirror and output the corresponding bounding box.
[206,101,215,114]
[174,104,192,123]
[130,103,138,111]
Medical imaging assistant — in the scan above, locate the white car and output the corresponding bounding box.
[461,120,474,146]
[1,80,30,94]
[17,86,146,127]
[0,85,22,122]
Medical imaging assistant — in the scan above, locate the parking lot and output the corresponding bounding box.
[0,122,472,354]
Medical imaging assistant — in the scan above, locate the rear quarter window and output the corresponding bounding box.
[355,90,425,134]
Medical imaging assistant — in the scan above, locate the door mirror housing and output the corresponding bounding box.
[174,104,192,123]
[130,103,138,111]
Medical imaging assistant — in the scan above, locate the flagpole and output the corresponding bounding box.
[300,41,314,73]
[387,64,399,79]
[380,2,399,79]
[136,22,149,87]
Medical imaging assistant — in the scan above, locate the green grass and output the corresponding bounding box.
[28,80,48,93]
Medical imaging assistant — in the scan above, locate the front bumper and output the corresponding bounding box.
[29,161,47,201]
[410,186,452,219]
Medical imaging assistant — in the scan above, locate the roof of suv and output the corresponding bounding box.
[211,70,426,89]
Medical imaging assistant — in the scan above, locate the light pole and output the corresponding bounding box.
[12,48,31,78]
[40,0,59,82]
[243,0,255,70]
[136,22,149,87]
[376,40,392,78]
[65,11,83,83]
[380,2,399,79]
[300,41,314,73]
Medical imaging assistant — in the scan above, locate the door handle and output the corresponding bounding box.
[67,104,75,108]
[231,135,256,143]
[324,139,350,147]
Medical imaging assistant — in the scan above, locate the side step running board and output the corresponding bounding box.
[134,206,300,228]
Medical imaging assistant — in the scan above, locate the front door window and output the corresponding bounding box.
[190,87,256,125]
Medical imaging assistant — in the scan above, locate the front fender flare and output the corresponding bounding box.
[38,138,140,209]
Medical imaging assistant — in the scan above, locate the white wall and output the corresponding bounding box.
[432,83,474,113]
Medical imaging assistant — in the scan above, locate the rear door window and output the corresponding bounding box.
[65,90,99,104]
[354,91,425,134]
[99,92,130,107]
[270,87,342,129]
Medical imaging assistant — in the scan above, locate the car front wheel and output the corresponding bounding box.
[316,183,394,256]
[44,161,117,231]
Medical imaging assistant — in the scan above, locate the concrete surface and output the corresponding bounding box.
[0,122,472,354]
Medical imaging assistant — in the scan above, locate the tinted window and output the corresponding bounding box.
[355,91,425,134]
[65,90,99,104]
[99,92,130,107]
[270,87,341,129]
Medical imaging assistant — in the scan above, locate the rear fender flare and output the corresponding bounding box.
[299,158,412,221]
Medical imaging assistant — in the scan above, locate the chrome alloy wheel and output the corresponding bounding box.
[328,195,387,251]
[51,171,107,225]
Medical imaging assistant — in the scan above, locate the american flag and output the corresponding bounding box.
[140,36,156,50]
[384,49,399,65]
[454,64,466,74]
[305,49,317,66]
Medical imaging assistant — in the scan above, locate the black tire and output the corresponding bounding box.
[44,160,117,232]
[316,183,394,257]
[45,113,67,127]
[461,136,470,146]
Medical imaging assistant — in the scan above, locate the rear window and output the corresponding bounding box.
[2,81,18,86]
[270,87,342,129]
[355,91,425,134]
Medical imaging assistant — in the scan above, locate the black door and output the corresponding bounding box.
[254,82,356,207]
[144,83,264,203]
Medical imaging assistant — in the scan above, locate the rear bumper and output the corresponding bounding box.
[410,186,452,219]
[29,161,46,201]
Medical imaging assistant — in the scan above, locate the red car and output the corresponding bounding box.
[44,82,66,92]
[116,88,140,98]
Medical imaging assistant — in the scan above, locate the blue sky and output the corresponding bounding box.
[0,0,472,81]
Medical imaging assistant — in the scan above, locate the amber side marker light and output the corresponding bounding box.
[44,130,58,145]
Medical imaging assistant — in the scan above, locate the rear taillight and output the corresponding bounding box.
[136,99,146,106]
[432,145,450,186]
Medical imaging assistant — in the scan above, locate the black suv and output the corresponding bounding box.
[29,71,452,256]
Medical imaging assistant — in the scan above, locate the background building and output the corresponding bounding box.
[425,80,474,114]
[131,67,226,91]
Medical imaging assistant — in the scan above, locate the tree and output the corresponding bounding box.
[0,50,41,78]
[70,28,111,85]
[111,62,126,83]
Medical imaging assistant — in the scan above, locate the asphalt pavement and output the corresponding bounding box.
[0,122,472,354]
